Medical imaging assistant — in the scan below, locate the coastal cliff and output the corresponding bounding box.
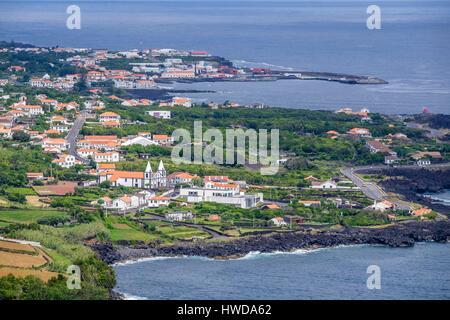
[92,220,450,264]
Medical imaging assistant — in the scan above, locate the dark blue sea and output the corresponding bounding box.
[0,0,449,114]
[113,243,450,300]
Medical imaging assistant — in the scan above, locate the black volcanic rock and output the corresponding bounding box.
[91,221,450,265]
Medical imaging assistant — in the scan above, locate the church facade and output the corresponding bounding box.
[98,160,167,189]
[144,160,167,189]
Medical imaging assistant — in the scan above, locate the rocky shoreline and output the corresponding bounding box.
[92,220,450,265]
[368,167,450,215]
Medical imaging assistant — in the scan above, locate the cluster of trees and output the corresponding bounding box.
[0,146,52,187]
[0,257,115,300]
[0,49,84,81]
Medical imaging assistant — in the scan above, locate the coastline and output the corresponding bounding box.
[361,166,450,216]
[92,220,450,265]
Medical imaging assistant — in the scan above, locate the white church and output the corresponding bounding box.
[98,160,167,190]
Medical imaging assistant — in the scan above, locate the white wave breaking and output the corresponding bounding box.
[113,244,371,266]
[120,292,147,300]
[232,59,294,71]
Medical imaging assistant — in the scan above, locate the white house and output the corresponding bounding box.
[52,154,80,168]
[94,151,120,163]
[146,110,171,119]
[417,159,431,167]
[42,138,69,151]
[270,217,288,227]
[310,180,338,189]
[167,172,197,187]
[99,111,121,123]
[179,186,263,209]
[50,124,71,133]
[385,155,400,165]
[78,148,96,159]
[14,105,44,117]
[109,195,140,211]
[148,196,170,208]
[171,97,192,108]
[165,211,194,222]
[367,200,395,212]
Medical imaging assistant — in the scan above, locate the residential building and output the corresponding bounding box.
[0,116,14,128]
[42,138,69,151]
[298,200,321,207]
[310,180,338,189]
[367,200,395,212]
[94,151,120,163]
[78,135,118,150]
[385,155,400,165]
[148,196,170,208]
[161,69,195,79]
[99,111,121,123]
[347,127,372,138]
[165,211,194,221]
[412,207,432,217]
[152,134,174,145]
[179,186,263,209]
[146,110,171,119]
[411,151,443,162]
[52,154,81,168]
[167,172,197,187]
[96,163,116,174]
[13,105,44,117]
[270,217,288,227]
[171,97,192,107]
[366,140,396,155]
[26,172,45,181]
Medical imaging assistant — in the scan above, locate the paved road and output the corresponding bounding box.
[341,163,450,210]
[66,110,88,163]
[341,167,385,201]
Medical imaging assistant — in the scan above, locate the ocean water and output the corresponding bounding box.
[113,243,450,300]
[0,0,449,114]
[423,189,450,206]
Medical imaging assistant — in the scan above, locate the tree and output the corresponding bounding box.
[74,77,87,92]
[12,131,30,142]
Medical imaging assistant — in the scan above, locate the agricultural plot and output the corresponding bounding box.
[0,267,59,283]
[5,188,36,195]
[157,225,210,240]
[0,239,59,282]
[109,228,158,242]
[143,221,211,240]
[0,209,68,224]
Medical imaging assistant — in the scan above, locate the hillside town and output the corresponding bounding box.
[0,42,449,297]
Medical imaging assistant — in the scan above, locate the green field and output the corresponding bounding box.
[0,221,10,227]
[143,220,211,240]
[5,187,36,195]
[0,209,68,224]
[157,225,210,239]
[109,228,158,242]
